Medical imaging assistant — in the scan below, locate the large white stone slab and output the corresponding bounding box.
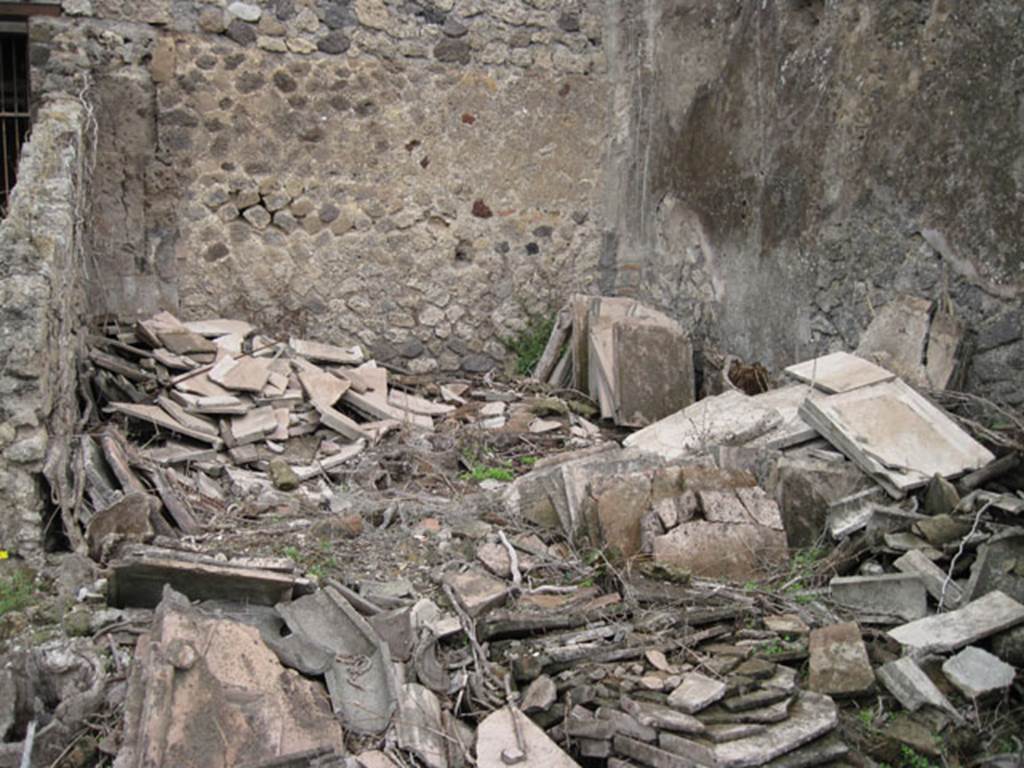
[888,590,1024,653]
[785,351,895,394]
[799,378,995,496]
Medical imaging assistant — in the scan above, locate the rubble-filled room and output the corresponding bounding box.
[0,1,1022,767]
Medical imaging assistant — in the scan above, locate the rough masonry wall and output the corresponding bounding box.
[612,1,1024,403]
[38,0,611,375]
[0,98,91,561]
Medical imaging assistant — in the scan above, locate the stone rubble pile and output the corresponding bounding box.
[1,294,1022,767]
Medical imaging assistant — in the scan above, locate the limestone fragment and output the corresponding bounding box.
[941,646,1016,699]
[888,590,1024,653]
[807,623,874,697]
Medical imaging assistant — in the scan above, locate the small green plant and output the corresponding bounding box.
[281,546,301,562]
[743,580,758,592]
[519,455,540,467]
[899,746,938,768]
[461,465,515,483]
[759,640,785,657]
[857,708,874,729]
[504,315,556,377]
[0,571,37,616]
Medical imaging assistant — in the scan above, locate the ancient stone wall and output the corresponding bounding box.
[34,0,611,375]
[611,0,1024,403]
[0,97,91,561]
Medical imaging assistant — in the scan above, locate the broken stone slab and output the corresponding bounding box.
[894,549,964,610]
[785,351,895,394]
[808,622,875,697]
[612,315,695,428]
[941,646,1016,700]
[289,336,364,365]
[658,691,838,768]
[768,455,875,548]
[521,674,557,713]
[596,707,658,742]
[924,473,960,516]
[799,379,995,497]
[388,389,455,417]
[209,355,272,393]
[623,390,784,462]
[443,568,508,618]
[700,697,793,726]
[829,574,928,622]
[744,384,824,450]
[110,402,224,447]
[888,590,1024,653]
[876,656,961,720]
[141,441,219,466]
[115,587,344,768]
[156,395,220,437]
[826,486,890,539]
[613,736,699,768]
[621,696,705,734]
[962,529,1024,604]
[761,732,850,768]
[396,683,448,768]
[855,295,963,391]
[343,387,435,430]
[188,394,251,415]
[477,706,580,768]
[183,318,254,338]
[653,521,788,582]
[667,672,727,714]
[231,405,280,445]
[107,554,309,609]
[313,400,372,442]
[275,587,399,735]
[297,363,351,406]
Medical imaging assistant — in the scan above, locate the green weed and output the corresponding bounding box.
[0,571,37,616]
[461,465,515,483]
[504,315,556,377]
[899,746,938,768]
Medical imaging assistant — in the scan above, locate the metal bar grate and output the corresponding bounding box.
[0,27,30,218]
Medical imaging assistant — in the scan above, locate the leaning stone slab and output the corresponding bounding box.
[829,574,928,622]
[941,646,1016,700]
[808,622,875,697]
[477,707,579,768]
[894,549,964,609]
[888,590,1024,654]
[876,657,961,721]
[659,691,838,768]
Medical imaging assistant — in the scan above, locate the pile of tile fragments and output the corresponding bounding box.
[2,294,1022,767]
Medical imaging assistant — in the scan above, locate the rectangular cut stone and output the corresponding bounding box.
[653,521,787,582]
[888,590,1024,653]
[612,316,695,428]
[941,646,1016,699]
[613,735,704,768]
[289,337,364,365]
[110,402,224,447]
[894,549,964,609]
[829,574,928,622]
[808,622,875,697]
[667,673,727,714]
[799,379,995,496]
[785,351,895,394]
[876,657,958,716]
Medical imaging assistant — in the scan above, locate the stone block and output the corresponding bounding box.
[963,530,1024,604]
[770,456,874,548]
[443,569,507,619]
[808,622,874,697]
[594,473,652,558]
[941,646,1016,700]
[888,590,1024,653]
[876,657,959,718]
[653,521,788,582]
[667,672,727,714]
[829,574,928,622]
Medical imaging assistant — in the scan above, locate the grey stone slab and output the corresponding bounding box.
[830,574,928,622]
[808,622,875,697]
[963,530,1024,604]
[622,696,705,734]
[826,487,890,539]
[667,672,727,714]
[876,656,959,718]
[894,549,964,610]
[477,707,579,768]
[888,590,1024,653]
[785,351,895,394]
[799,379,995,497]
[623,390,783,462]
[613,316,695,428]
[613,735,704,768]
[941,646,1016,699]
[396,683,447,768]
[659,691,838,768]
